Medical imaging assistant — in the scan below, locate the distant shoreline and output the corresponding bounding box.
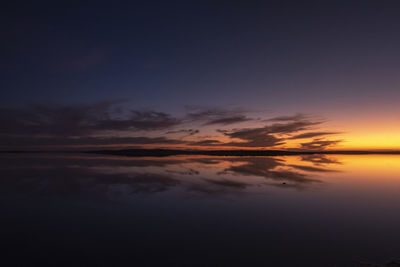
[2,149,400,157]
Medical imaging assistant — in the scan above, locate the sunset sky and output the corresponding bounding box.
[1,1,400,150]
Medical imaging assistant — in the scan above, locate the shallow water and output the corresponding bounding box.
[0,154,399,266]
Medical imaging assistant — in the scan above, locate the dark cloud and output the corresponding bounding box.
[224,131,284,147]
[300,155,342,165]
[289,131,341,139]
[0,153,339,200]
[214,120,321,148]
[222,158,321,185]
[0,102,342,150]
[0,136,186,149]
[204,115,252,125]
[186,107,252,125]
[265,120,322,134]
[289,164,338,173]
[99,110,181,131]
[204,179,248,189]
[0,102,186,148]
[0,102,181,138]
[189,115,338,149]
[300,139,342,150]
[0,165,181,201]
[190,139,224,146]
[165,129,199,136]
[186,107,243,120]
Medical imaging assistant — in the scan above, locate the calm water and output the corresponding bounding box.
[1,154,399,266]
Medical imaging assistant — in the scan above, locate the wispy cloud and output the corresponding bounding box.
[0,102,343,150]
[204,115,251,125]
[0,136,186,148]
[300,139,342,150]
[186,107,252,125]
[0,102,181,137]
[165,129,199,136]
[289,131,341,139]
[211,119,324,147]
[220,128,285,147]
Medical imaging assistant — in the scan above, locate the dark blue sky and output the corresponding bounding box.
[1,1,400,149]
[2,1,400,110]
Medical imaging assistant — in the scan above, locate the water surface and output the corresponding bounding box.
[1,154,399,266]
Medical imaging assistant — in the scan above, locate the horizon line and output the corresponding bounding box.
[2,148,400,157]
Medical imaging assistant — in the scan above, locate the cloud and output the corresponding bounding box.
[0,102,342,150]
[165,129,199,136]
[213,119,322,148]
[0,102,182,138]
[289,131,341,139]
[190,139,224,146]
[0,136,186,149]
[186,107,252,125]
[204,115,252,125]
[190,131,284,148]
[223,130,285,147]
[99,110,181,131]
[300,139,342,150]
[186,107,242,120]
[188,115,339,149]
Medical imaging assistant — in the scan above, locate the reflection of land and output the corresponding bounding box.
[0,154,341,201]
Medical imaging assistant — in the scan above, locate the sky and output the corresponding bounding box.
[1,1,400,150]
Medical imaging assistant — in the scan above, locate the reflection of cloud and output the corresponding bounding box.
[221,158,321,185]
[289,164,338,172]
[189,158,222,165]
[300,155,342,166]
[0,167,180,200]
[167,169,199,175]
[0,154,341,200]
[204,179,248,189]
